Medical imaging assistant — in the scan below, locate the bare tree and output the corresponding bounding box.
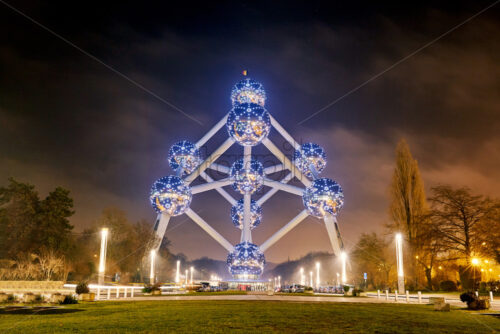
[35,248,64,280]
[387,139,427,286]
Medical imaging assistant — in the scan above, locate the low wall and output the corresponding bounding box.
[0,280,70,294]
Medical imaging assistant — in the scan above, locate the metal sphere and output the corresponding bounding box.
[149,176,192,216]
[227,242,265,280]
[168,140,201,175]
[230,158,264,194]
[226,103,271,146]
[230,198,262,230]
[293,143,327,179]
[230,78,266,107]
[302,178,344,218]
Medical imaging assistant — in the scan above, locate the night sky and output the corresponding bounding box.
[1,1,499,263]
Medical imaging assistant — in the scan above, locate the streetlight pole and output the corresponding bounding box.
[150,250,156,284]
[309,271,313,288]
[190,266,194,284]
[98,228,108,285]
[175,260,180,284]
[341,252,347,284]
[316,262,320,289]
[395,233,405,293]
[300,267,305,285]
[185,269,188,285]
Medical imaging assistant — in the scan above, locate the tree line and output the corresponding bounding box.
[352,140,500,291]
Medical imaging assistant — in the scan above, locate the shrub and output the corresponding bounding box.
[304,287,313,292]
[75,282,90,294]
[7,294,16,303]
[460,291,490,310]
[460,292,476,304]
[343,285,350,293]
[60,295,78,304]
[34,294,44,303]
[142,283,161,293]
[439,280,457,292]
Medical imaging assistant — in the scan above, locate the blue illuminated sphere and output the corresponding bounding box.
[302,178,344,218]
[230,158,264,194]
[294,143,327,179]
[168,140,201,175]
[231,78,266,107]
[231,198,262,230]
[149,176,192,216]
[226,103,271,146]
[227,242,266,280]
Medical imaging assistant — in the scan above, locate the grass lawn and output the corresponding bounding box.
[0,300,499,333]
[164,291,248,296]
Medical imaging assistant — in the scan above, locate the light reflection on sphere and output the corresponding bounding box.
[230,78,266,107]
[168,140,201,175]
[227,242,265,280]
[149,176,192,216]
[302,178,344,218]
[226,103,271,146]
[230,158,264,194]
[293,143,327,179]
[230,198,262,230]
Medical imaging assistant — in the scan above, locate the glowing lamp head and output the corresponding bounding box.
[302,178,344,218]
[149,176,192,216]
[471,258,479,265]
[168,140,201,175]
[227,242,265,280]
[294,143,327,178]
[230,158,264,194]
[231,198,262,230]
[226,103,271,146]
[231,78,266,107]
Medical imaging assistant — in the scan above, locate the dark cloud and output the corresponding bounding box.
[0,1,499,262]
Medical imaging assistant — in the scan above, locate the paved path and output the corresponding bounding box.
[100,293,500,311]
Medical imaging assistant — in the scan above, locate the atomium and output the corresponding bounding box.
[230,78,266,107]
[302,177,344,218]
[168,140,201,175]
[294,143,327,179]
[231,198,262,230]
[230,158,264,194]
[226,103,271,146]
[150,175,192,216]
[227,242,266,280]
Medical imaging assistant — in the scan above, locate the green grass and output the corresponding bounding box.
[164,291,248,296]
[1,300,499,333]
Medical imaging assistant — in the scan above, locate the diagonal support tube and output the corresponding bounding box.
[262,137,311,187]
[324,214,342,256]
[200,171,237,206]
[263,178,304,196]
[185,137,235,184]
[270,115,301,151]
[257,172,294,206]
[191,178,233,194]
[260,210,309,252]
[196,114,228,148]
[153,212,171,251]
[185,208,234,252]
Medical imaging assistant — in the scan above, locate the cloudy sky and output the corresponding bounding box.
[1,1,499,262]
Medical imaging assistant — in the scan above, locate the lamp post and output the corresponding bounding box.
[185,269,188,285]
[190,266,194,284]
[278,276,281,288]
[395,233,405,293]
[309,271,313,288]
[336,272,340,286]
[150,250,156,284]
[341,252,347,284]
[98,228,108,285]
[175,260,180,284]
[300,267,305,285]
[316,262,320,289]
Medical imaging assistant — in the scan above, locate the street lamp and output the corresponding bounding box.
[150,250,156,284]
[395,233,405,292]
[309,271,313,288]
[300,267,305,285]
[98,228,108,285]
[185,269,188,285]
[341,252,347,284]
[316,262,320,288]
[190,266,194,284]
[175,260,180,284]
[278,276,281,288]
[336,272,340,286]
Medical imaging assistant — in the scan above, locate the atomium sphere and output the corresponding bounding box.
[168,140,201,175]
[230,158,264,194]
[226,103,271,146]
[302,178,344,218]
[227,242,266,280]
[230,78,266,107]
[230,198,262,230]
[149,176,192,216]
[293,143,327,178]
